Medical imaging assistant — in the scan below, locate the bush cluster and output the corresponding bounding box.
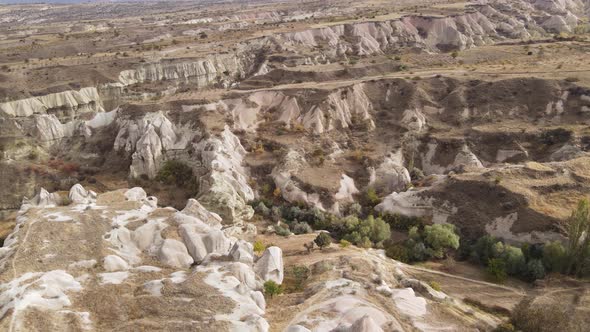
[385,223,460,263]
[252,200,390,248]
[467,235,554,282]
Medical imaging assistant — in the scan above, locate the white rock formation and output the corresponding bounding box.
[195,126,255,224]
[0,87,104,118]
[255,246,284,284]
[103,255,129,272]
[421,143,483,175]
[369,151,412,194]
[68,184,97,204]
[157,239,194,268]
[274,1,584,57]
[334,174,360,206]
[117,54,245,87]
[114,111,195,179]
[0,188,281,331]
[272,150,324,209]
[485,212,566,244]
[375,190,432,219]
[22,188,60,208]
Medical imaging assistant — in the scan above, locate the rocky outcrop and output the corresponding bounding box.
[113,111,195,179]
[421,143,484,175]
[272,150,324,209]
[254,246,284,284]
[0,87,104,118]
[22,187,61,208]
[68,183,97,204]
[117,54,246,88]
[114,112,253,224]
[273,0,585,57]
[284,250,501,331]
[194,126,255,224]
[369,151,411,194]
[0,185,279,331]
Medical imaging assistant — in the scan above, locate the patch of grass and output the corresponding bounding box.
[428,280,441,291]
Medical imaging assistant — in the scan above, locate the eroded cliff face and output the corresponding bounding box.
[270,0,587,57]
[113,111,254,224]
[0,87,104,119]
[0,185,281,331]
[2,76,590,239]
[117,54,247,87]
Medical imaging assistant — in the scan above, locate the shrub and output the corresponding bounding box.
[255,202,270,217]
[512,298,572,332]
[487,258,508,283]
[60,196,72,206]
[289,265,310,291]
[365,187,381,206]
[522,243,544,261]
[346,202,362,217]
[366,215,391,244]
[422,224,460,258]
[381,213,423,231]
[385,244,410,262]
[292,221,312,235]
[270,207,282,222]
[27,149,39,160]
[494,322,516,332]
[525,259,545,281]
[428,281,441,292]
[273,187,282,198]
[314,232,332,250]
[274,224,291,237]
[358,237,372,248]
[472,235,498,264]
[339,239,351,248]
[156,160,194,186]
[253,240,266,254]
[408,240,429,262]
[565,199,590,275]
[542,241,566,273]
[502,245,526,276]
[263,280,282,298]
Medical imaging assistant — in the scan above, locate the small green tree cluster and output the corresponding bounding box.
[338,215,391,248]
[386,223,460,263]
[249,199,389,248]
[471,235,546,282]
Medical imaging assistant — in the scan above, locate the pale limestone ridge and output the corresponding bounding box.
[0,185,283,331]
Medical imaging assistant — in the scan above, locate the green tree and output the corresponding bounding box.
[472,235,498,264]
[367,216,391,244]
[487,258,507,282]
[502,245,526,276]
[314,232,332,250]
[565,199,590,275]
[542,241,567,273]
[526,259,546,281]
[423,224,460,258]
